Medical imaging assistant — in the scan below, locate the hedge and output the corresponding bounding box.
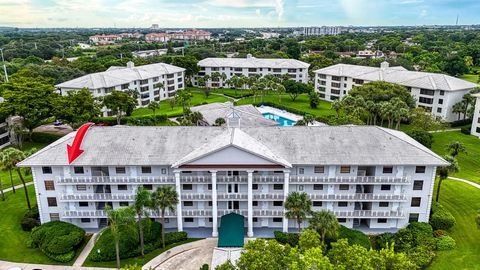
[430,203,456,230]
[93,114,170,126]
[337,226,371,249]
[30,221,85,262]
[21,206,40,231]
[460,126,471,135]
[436,235,456,251]
[274,231,299,247]
[31,132,63,144]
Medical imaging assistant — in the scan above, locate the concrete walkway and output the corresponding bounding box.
[1,181,34,193]
[448,177,480,189]
[429,128,461,133]
[142,238,217,270]
[0,260,113,270]
[74,233,98,267]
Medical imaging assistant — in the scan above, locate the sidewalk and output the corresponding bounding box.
[448,176,480,189]
[1,182,34,193]
[74,233,98,267]
[0,260,113,270]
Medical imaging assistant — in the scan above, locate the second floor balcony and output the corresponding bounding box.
[57,176,175,185]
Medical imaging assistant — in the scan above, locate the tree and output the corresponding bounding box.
[284,192,312,232]
[105,205,136,269]
[53,88,101,128]
[282,80,310,101]
[328,239,373,270]
[236,239,288,270]
[309,210,340,244]
[171,55,199,83]
[150,186,179,248]
[295,114,315,126]
[390,97,410,130]
[435,156,459,203]
[175,89,193,118]
[133,187,151,257]
[309,91,321,109]
[445,141,467,158]
[331,100,342,119]
[410,107,445,131]
[214,117,226,126]
[147,101,160,124]
[102,90,138,125]
[0,148,36,210]
[298,229,321,251]
[452,102,464,121]
[406,130,434,148]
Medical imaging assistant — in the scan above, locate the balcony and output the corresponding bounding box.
[289,176,411,185]
[253,176,284,183]
[183,210,212,217]
[217,193,247,200]
[253,193,284,200]
[181,193,212,200]
[57,176,175,185]
[218,176,247,183]
[334,210,405,218]
[181,176,211,183]
[64,209,176,218]
[60,193,134,202]
[309,193,407,201]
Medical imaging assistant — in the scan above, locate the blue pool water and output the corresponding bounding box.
[263,112,297,126]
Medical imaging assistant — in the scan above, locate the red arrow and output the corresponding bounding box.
[67,122,94,164]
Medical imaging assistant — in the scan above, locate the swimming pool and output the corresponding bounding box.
[262,112,297,126]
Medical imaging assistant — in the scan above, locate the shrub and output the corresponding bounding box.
[436,236,456,251]
[375,232,395,249]
[407,129,434,148]
[337,226,371,249]
[395,222,435,252]
[31,132,62,143]
[44,250,76,263]
[460,126,471,135]
[433,229,448,238]
[430,204,456,230]
[120,264,142,270]
[199,264,209,270]
[274,231,299,247]
[164,231,188,245]
[298,229,321,251]
[407,244,436,268]
[30,221,85,262]
[21,217,40,232]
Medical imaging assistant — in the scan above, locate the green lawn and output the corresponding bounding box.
[82,238,202,268]
[431,131,480,184]
[428,180,480,270]
[460,74,479,84]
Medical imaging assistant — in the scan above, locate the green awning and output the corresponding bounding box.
[218,213,245,247]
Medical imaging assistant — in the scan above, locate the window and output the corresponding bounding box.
[338,202,348,207]
[415,166,426,173]
[120,202,129,207]
[298,168,305,174]
[42,167,52,174]
[409,213,419,223]
[253,201,258,206]
[81,218,91,223]
[273,184,283,190]
[273,201,283,207]
[273,217,283,223]
[353,79,364,84]
[121,83,129,90]
[44,180,55,191]
[338,218,346,223]
[208,184,212,190]
[208,218,213,222]
[438,99,443,104]
[314,166,325,173]
[183,184,193,190]
[47,197,57,207]
[183,201,193,207]
[339,184,349,190]
[143,184,153,190]
[184,218,194,223]
[440,90,445,96]
[437,108,442,113]
[252,184,258,190]
[118,185,127,191]
[161,168,167,174]
[313,201,322,207]
[331,82,341,88]
[379,202,389,207]
[419,97,434,104]
[208,201,213,206]
[298,185,304,191]
[420,89,435,96]
[116,167,126,174]
[378,218,387,223]
[413,180,424,190]
[74,167,84,174]
[49,213,60,221]
[381,185,391,191]
[141,166,152,174]
[332,76,341,81]
[382,166,393,174]
[76,185,86,191]
[340,166,350,173]
[79,202,89,207]
[253,217,258,222]
[313,184,323,190]
[411,197,421,207]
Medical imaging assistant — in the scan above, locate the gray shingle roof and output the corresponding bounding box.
[18,126,448,167]
[55,63,185,90]
[198,57,310,69]
[315,64,478,91]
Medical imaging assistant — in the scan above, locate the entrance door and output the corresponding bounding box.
[228,201,240,210]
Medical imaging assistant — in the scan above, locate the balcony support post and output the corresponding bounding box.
[247,170,254,237]
[211,170,218,237]
[174,170,183,232]
[283,170,290,233]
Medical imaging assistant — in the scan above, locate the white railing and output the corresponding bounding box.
[64,210,106,218]
[253,209,284,217]
[335,210,405,218]
[57,176,175,185]
[60,193,135,201]
[308,193,407,201]
[253,176,284,183]
[182,210,212,217]
[217,193,248,200]
[181,176,211,183]
[217,176,248,183]
[290,176,411,184]
[181,193,212,200]
[253,193,284,200]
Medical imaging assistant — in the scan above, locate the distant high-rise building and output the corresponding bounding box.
[303,26,342,36]
[151,24,159,29]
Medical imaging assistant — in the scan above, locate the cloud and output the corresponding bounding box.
[419,9,428,18]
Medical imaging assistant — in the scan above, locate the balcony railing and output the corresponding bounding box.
[217,193,247,200]
[253,193,284,200]
[181,176,211,183]
[335,210,405,218]
[60,193,135,201]
[181,193,212,200]
[290,176,411,184]
[254,176,284,183]
[309,193,407,201]
[57,176,175,185]
[217,176,247,183]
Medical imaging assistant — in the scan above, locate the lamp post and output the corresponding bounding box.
[0,48,8,82]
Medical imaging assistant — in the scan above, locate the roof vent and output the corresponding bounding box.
[380,61,389,69]
[246,53,253,59]
[127,61,135,68]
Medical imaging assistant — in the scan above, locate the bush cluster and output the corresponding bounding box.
[430,203,456,230]
[89,220,187,262]
[273,231,299,247]
[31,132,62,144]
[436,236,456,251]
[93,114,171,126]
[21,206,40,231]
[30,221,85,262]
[337,225,371,249]
[394,222,436,268]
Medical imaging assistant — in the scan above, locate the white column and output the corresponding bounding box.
[247,170,254,238]
[174,170,183,232]
[211,170,218,237]
[283,170,290,233]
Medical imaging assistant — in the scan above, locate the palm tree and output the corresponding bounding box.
[445,141,467,158]
[133,187,151,257]
[105,205,136,269]
[0,151,15,194]
[1,148,36,209]
[220,73,227,89]
[175,89,193,118]
[284,192,312,233]
[436,156,459,203]
[452,102,464,121]
[331,100,342,119]
[147,101,160,124]
[309,210,340,244]
[151,186,179,248]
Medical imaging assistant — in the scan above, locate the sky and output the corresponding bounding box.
[0,0,479,28]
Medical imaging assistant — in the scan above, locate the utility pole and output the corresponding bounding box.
[0,48,8,82]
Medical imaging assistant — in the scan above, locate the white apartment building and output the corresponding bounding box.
[18,125,447,237]
[56,62,185,116]
[470,93,480,137]
[0,121,10,148]
[194,55,310,88]
[314,62,479,122]
[89,35,122,45]
[303,26,342,36]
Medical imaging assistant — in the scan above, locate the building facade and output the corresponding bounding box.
[470,93,480,137]
[303,26,343,36]
[314,63,479,122]
[18,125,447,237]
[194,55,310,88]
[89,34,122,45]
[56,62,185,116]
[145,30,211,43]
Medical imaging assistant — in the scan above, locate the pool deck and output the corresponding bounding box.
[257,106,327,126]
